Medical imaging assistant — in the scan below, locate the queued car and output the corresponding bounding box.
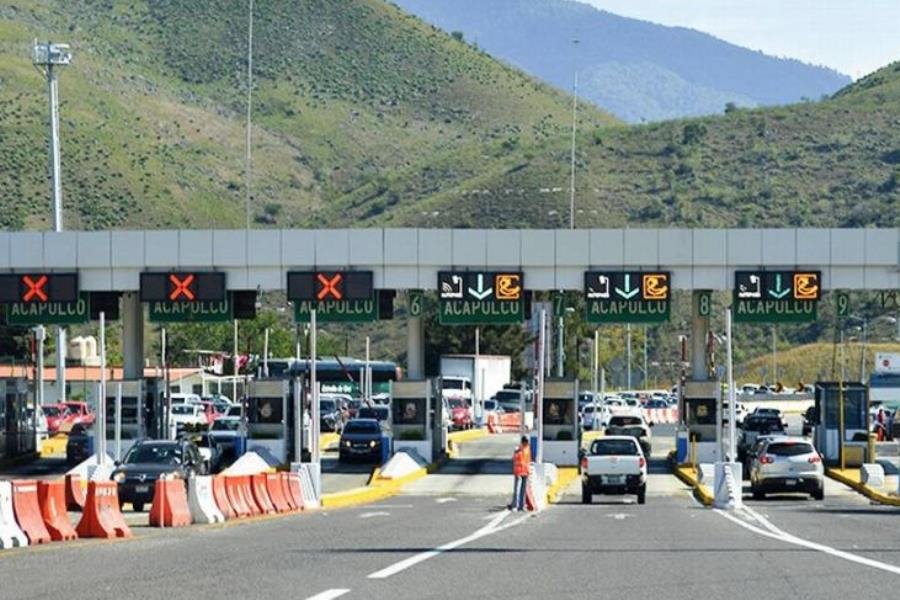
[748,437,824,500]
[605,414,652,456]
[199,401,224,425]
[111,440,208,511]
[581,436,648,505]
[338,419,387,463]
[168,403,206,432]
[447,398,473,430]
[319,397,344,433]
[65,423,93,465]
[346,398,363,419]
[208,416,243,469]
[42,404,68,434]
[62,401,95,428]
[739,414,786,460]
[357,405,390,424]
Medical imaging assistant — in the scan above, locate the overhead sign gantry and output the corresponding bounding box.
[140,271,231,322]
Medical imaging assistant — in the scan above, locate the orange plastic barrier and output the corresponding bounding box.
[37,480,78,541]
[265,473,291,513]
[251,474,276,515]
[212,476,236,520]
[76,481,132,539]
[149,479,192,528]
[224,476,252,518]
[287,473,305,511]
[64,474,85,512]
[280,473,298,511]
[240,475,263,516]
[12,480,52,545]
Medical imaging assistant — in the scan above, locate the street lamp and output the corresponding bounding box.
[33,40,72,404]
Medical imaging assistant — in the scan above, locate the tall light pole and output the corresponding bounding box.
[33,41,71,404]
[245,0,254,231]
[568,38,580,230]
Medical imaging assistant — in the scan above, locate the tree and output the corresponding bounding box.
[451,30,465,42]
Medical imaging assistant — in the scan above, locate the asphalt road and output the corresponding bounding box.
[2,432,899,600]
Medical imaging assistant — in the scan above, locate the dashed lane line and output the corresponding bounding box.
[304,589,351,600]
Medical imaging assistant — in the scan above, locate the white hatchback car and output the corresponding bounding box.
[749,436,824,500]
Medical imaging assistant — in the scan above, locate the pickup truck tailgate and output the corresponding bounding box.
[586,456,642,476]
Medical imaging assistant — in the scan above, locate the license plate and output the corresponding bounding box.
[604,475,623,485]
[785,479,797,486]
[135,485,149,493]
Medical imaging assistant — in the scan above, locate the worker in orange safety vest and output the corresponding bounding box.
[509,436,531,512]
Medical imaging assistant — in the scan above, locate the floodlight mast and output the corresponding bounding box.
[33,40,72,403]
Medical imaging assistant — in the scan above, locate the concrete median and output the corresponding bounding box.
[0,481,28,549]
[826,467,900,506]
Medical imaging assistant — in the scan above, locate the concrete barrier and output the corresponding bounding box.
[188,476,225,524]
[149,478,193,528]
[861,463,886,488]
[0,481,28,549]
[11,480,51,545]
[37,480,78,541]
[212,475,236,520]
[76,481,132,539]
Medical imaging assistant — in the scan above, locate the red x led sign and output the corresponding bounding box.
[287,271,373,302]
[0,273,78,304]
[140,272,226,303]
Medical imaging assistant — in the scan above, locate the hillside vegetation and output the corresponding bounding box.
[738,343,900,387]
[0,1,897,232]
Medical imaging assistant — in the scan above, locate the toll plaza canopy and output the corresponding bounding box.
[0,228,896,292]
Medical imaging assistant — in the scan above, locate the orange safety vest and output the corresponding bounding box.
[513,445,531,477]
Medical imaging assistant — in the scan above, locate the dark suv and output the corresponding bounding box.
[111,440,207,512]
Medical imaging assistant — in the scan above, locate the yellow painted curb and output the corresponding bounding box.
[673,465,714,507]
[447,428,488,444]
[40,435,68,457]
[320,456,447,510]
[319,433,340,451]
[546,467,579,504]
[826,468,900,507]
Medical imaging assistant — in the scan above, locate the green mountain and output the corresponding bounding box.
[0,1,897,232]
[0,0,613,230]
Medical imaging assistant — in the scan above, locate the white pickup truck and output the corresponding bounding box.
[581,436,648,505]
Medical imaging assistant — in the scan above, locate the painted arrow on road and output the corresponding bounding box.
[614,274,640,299]
[468,274,493,300]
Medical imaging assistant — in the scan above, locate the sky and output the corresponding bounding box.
[582,0,900,79]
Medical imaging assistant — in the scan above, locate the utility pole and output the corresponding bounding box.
[771,325,777,385]
[626,324,632,389]
[245,0,254,231]
[568,38,580,229]
[643,326,648,390]
[33,41,71,404]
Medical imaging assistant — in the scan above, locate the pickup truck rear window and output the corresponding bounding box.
[590,439,639,456]
[609,416,642,427]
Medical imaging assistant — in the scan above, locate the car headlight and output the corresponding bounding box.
[344,440,351,447]
[113,472,126,483]
[369,440,377,448]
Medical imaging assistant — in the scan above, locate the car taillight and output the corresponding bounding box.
[639,457,646,469]
[808,456,821,464]
[580,457,588,470]
[760,455,774,464]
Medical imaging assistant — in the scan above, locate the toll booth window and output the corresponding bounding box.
[393,398,425,425]
[249,398,283,424]
[543,399,574,425]
[687,400,716,426]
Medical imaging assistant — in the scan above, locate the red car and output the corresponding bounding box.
[448,398,474,430]
[42,404,68,434]
[199,401,223,425]
[62,402,95,429]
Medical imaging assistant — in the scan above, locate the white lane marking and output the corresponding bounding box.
[715,507,900,576]
[368,510,527,580]
[359,512,390,519]
[304,589,351,600]
[606,513,631,520]
[435,497,457,504]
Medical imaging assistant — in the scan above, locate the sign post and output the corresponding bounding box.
[438,271,524,325]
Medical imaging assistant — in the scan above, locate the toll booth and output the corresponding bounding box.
[246,379,289,465]
[541,380,579,466]
[103,380,144,460]
[390,380,435,464]
[813,382,869,466]
[679,380,722,463]
[0,378,34,460]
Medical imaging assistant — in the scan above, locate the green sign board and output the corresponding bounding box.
[439,298,524,325]
[836,292,850,317]
[148,296,232,323]
[584,271,671,324]
[408,291,423,317]
[6,292,90,325]
[294,298,378,323]
[552,293,567,318]
[697,291,712,317]
[733,299,818,323]
[733,271,820,324]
